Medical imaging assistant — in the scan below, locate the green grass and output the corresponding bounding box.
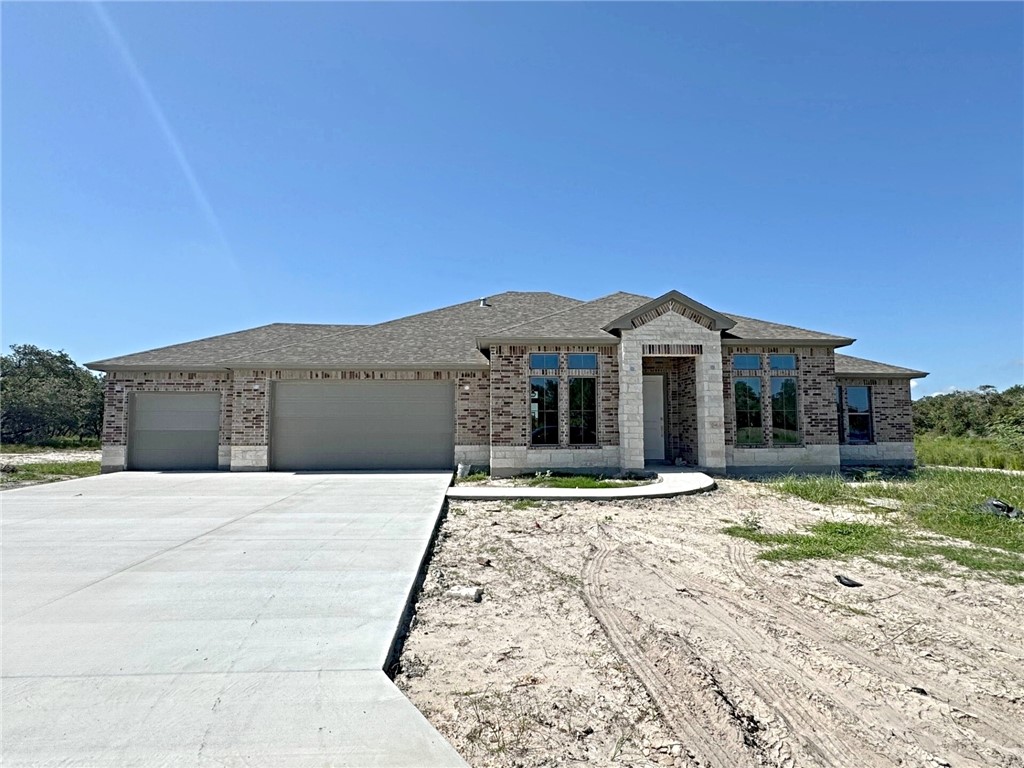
[915,434,1024,471]
[511,499,543,510]
[0,437,101,452]
[519,474,643,489]
[725,468,1024,583]
[724,520,899,562]
[0,461,101,487]
[455,471,489,484]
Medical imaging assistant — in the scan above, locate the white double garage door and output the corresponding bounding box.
[128,381,456,471]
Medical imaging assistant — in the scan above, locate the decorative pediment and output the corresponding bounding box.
[602,291,735,333]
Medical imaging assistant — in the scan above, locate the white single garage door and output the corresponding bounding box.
[271,380,455,470]
[128,393,221,470]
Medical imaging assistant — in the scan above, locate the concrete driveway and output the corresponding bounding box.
[2,472,466,767]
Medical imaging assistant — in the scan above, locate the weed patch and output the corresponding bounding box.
[1,461,101,487]
[724,521,898,562]
[740,468,1024,583]
[511,499,543,510]
[916,435,1024,471]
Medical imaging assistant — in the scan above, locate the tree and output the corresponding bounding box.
[913,384,1024,452]
[0,345,104,443]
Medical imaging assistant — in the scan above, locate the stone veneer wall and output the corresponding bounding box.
[103,368,489,471]
[101,371,235,471]
[488,345,620,476]
[641,357,698,464]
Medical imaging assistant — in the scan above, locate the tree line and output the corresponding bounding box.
[1,345,104,444]
[913,384,1024,452]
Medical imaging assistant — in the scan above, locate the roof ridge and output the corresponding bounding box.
[487,291,649,336]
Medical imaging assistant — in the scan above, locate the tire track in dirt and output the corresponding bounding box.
[602,548,888,766]
[584,540,865,767]
[723,540,1024,760]
[582,541,753,768]
[602,537,1021,767]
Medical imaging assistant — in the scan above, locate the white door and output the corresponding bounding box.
[642,375,665,461]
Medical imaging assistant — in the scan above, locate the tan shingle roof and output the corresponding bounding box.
[835,353,927,378]
[87,291,881,371]
[482,292,651,341]
[220,292,581,368]
[722,314,854,345]
[87,323,363,370]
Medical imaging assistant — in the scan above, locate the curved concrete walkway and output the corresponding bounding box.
[446,467,716,501]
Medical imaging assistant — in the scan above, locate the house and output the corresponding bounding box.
[86,290,927,476]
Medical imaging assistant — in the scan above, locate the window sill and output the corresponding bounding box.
[528,444,601,450]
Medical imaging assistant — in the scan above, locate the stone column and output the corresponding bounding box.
[617,335,645,470]
[695,341,727,471]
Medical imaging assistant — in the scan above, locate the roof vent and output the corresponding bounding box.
[479,297,491,308]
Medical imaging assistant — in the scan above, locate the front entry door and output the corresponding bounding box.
[642,375,666,461]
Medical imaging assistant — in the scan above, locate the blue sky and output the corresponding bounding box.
[3,2,1021,398]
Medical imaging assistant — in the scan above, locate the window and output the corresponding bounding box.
[769,354,796,370]
[733,354,761,370]
[567,353,597,371]
[529,353,559,370]
[530,377,559,445]
[569,378,597,444]
[734,377,763,445]
[844,386,873,443]
[771,377,799,444]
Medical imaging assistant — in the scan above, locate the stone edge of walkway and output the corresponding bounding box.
[445,471,716,501]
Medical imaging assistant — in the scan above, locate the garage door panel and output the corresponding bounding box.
[129,394,220,471]
[133,408,220,431]
[271,381,454,470]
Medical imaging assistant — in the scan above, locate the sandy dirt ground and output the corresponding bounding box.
[0,449,101,465]
[396,480,1024,768]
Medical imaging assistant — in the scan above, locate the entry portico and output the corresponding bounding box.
[610,292,730,472]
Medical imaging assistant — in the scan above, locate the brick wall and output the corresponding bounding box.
[642,357,698,463]
[103,368,489,451]
[721,346,838,448]
[489,345,619,449]
[799,350,839,445]
[102,371,234,446]
[836,377,914,443]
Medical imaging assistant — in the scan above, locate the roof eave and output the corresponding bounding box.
[477,336,619,348]
[87,363,232,373]
[722,337,856,348]
[224,361,490,371]
[836,370,929,379]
